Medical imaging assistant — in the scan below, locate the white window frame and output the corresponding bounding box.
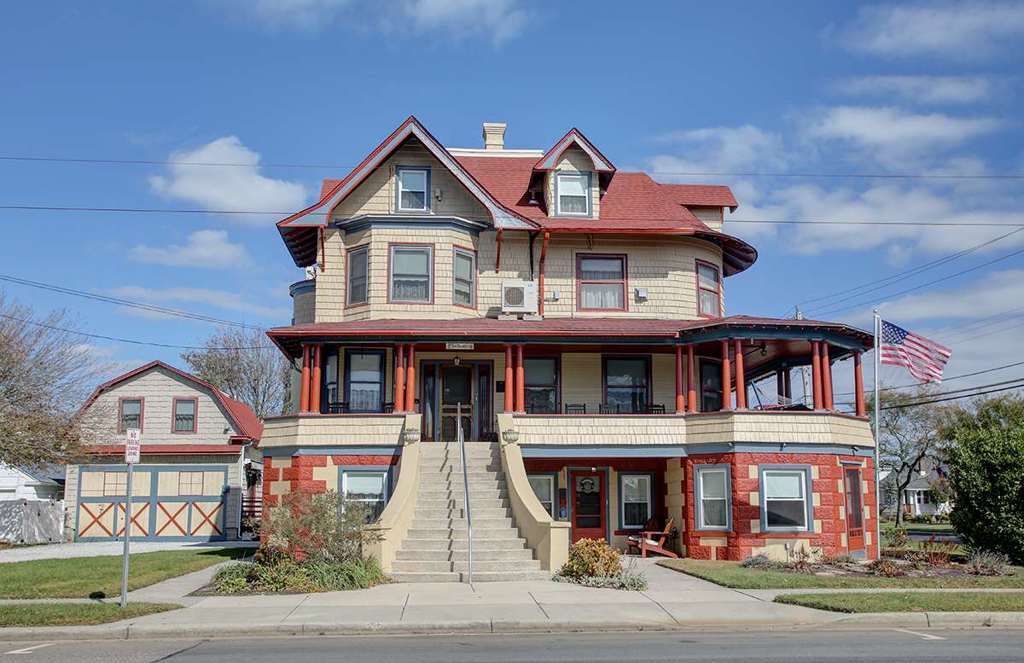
[619,473,653,530]
[695,465,731,531]
[528,474,557,518]
[396,166,430,212]
[347,246,369,306]
[341,470,389,520]
[555,172,591,217]
[453,247,476,308]
[388,244,433,304]
[760,466,813,533]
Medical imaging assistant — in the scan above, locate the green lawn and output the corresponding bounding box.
[0,602,179,627]
[659,559,1024,589]
[0,549,245,599]
[776,592,1024,613]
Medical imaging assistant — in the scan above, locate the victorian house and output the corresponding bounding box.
[263,117,877,581]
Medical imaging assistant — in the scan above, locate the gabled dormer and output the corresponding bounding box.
[533,129,615,220]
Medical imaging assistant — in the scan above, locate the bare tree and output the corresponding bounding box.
[0,292,111,468]
[182,327,291,418]
[871,387,954,526]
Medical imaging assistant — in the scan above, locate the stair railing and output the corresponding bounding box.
[457,402,473,587]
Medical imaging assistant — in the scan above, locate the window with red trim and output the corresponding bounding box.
[119,398,142,432]
[697,261,722,317]
[173,397,197,433]
[577,254,626,311]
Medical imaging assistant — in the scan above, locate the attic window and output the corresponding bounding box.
[555,172,591,217]
[396,167,430,212]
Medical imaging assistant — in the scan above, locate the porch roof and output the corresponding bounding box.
[266,315,872,356]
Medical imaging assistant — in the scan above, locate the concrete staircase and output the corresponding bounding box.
[390,441,550,583]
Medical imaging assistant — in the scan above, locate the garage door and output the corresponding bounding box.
[75,465,228,541]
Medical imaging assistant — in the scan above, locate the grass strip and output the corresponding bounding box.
[658,559,1024,589]
[0,602,179,626]
[0,548,245,599]
[775,592,1024,613]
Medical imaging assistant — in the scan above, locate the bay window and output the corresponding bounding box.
[577,254,626,311]
[761,467,813,532]
[453,248,475,307]
[555,172,591,216]
[347,246,368,306]
[389,244,432,303]
[697,261,722,317]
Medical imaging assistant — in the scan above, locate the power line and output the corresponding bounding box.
[882,382,1024,410]
[0,273,262,329]
[2,204,1024,228]
[2,154,1023,180]
[0,312,270,351]
[834,359,1024,397]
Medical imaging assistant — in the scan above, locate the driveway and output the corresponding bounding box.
[0,540,257,564]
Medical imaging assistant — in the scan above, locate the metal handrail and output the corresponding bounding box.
[456,402,473,587]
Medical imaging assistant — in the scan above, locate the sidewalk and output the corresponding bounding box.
[2,560,1022,641]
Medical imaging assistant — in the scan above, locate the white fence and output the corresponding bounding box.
[0,499,65,544]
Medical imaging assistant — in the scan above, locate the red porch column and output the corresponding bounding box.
[405,344,416,412]
[853,351,866,417]
[821,343,834,410]
[394,344,405,412]
[504,345,514,413]
[811,341,823,410]
[299,344,311,413]
[687,345,698,413]
[514,344,525,413]
[674,346,685,414]
[734,339,747,410]
[310,344,322,414]
[720,340,732,411]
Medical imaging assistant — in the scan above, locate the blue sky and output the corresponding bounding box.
[1,1,1022,395]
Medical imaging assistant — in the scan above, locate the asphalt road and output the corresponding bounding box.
[1,629,1023,662]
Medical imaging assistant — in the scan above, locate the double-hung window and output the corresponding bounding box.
[345,350,385,412]
[389,244,432,303]
[453,248,475,307]
[102,471,127,497]
[396,167,429,212]
[555,172,591,216]
[119,398,142,432]
[620,474,652,529]
[761,467,812,531]
[695,465,730,530]
[696,261,722,317]
[577,254,626,311]
[173,398,197,433]
[347,246,368,306]
[342,470,388,521]
[178,471,205,496]
[523,357,559,413]
[528,474,556,518]
[603,356,650,413]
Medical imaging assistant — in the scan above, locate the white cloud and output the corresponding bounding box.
[109,286,288,320]
[149,136,307,225]
[208,0,528,42]
[803,106,1003,166]
[839,1,1024,59]
[834,75,997,105]
[129,230,248,269]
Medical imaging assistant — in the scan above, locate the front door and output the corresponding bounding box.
[440,365,473,442]
[569,470,606,543]
[844,467,865,554]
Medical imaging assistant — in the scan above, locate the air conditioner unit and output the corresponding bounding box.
[502,280,538,314]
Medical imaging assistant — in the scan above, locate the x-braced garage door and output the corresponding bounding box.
[75,464,228,541]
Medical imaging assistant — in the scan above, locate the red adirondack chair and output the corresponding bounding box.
[626,518,678,558]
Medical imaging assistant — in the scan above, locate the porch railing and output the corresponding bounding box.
[457,402,473,587]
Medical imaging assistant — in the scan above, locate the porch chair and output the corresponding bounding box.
[626,518,678,559]
[599,403,620,414]
[325,401,349,414]
[564,403,587,414]
[647,403,666,414]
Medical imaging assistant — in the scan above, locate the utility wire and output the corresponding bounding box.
[1,204,1024,228]
[881,382,1024,410]
[1,154,1023,180]
[834,359,1024,397]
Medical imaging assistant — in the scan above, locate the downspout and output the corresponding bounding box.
[527,231,537,280]
[495,228,503,273]
[538,231,549,317]
[318,226,326,271]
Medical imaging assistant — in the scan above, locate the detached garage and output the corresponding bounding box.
[66,361,263,542]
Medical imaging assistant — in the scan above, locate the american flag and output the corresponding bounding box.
[879,320,952,383]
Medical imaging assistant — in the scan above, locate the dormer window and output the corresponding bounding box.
[555,172,591,216]
[396,166,430,212]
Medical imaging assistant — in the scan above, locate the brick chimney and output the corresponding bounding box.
[482,122,506,150]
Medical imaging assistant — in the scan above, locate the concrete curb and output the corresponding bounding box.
[3,613,1024,642]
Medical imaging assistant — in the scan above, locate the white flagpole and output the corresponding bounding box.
[872,310,882,559]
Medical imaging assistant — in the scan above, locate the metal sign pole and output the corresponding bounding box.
[121,428,140,608]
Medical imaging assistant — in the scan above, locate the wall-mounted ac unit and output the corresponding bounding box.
[501,280,538,314]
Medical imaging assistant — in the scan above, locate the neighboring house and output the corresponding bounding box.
[264,117,878,579]
[880,460,951,518]
[0,464,63,501]
[65,361,263,542]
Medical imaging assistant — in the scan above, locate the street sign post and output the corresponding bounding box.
[120,428,140,608]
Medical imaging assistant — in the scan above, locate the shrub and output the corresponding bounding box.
[820,553,857,566]
[869,558,905,577]
[967,550,1010,577]
[887,526,911,549]
[262,489,380,565]
[790,547,815,573]
[213,557,385,594]
[944,396,1024,563]
[920,537,957,567]
[558,538,622,580]
[741,553,774,569]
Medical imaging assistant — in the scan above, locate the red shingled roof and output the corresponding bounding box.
[660,184,738,210]
[320,179,341,199]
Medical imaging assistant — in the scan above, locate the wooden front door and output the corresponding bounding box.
[844,467,865,553]
[440,365,473,442]
[570,470,606,543]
